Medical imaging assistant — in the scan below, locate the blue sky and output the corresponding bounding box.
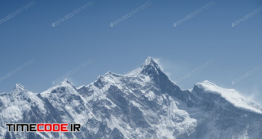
[0,0,262,104]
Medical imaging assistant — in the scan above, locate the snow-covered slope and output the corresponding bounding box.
[196,80,262,114]
[0,57,261,139]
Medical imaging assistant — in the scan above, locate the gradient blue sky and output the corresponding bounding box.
[0,0,262,104]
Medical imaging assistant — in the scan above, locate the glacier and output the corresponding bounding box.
[0,57,261,139]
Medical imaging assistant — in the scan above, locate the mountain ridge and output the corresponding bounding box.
[0,57,261,139]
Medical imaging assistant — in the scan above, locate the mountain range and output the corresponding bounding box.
[0,57,261,139]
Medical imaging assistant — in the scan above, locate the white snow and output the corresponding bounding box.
[196,80,262,114]
[145,91,156,101]
[2,106,23,122]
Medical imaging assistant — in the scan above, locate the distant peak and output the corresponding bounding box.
[105,71,113,75]
[195,80,219,91]
[142,57,161,70]
[197,80,215,86]
[62,79,70,83]
[125,57,162,77]
[42,79,77,94]
[105,71,122,77]
[144,57,157,66]
[14,83,25,91]
[195,80,262,114]
[145,57,154,64]
[51,79,74,88]
[11,83,27,95]
[60,79,73,86]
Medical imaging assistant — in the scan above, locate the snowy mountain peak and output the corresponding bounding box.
[60,79,73,86]
[14,83,25,91]
[143,57,159,68]
[41,79,78,95]
[195,80,262,114]
[51,79,75,90]
[144,56,155,65]
[125,57,161,77]
[197,80,215,85]
[140,57,163,77]
[195,80,220,91]
[7,83,28,97]
[106,71,112,75]
[105,71,121,76]
[195,80,234,94]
